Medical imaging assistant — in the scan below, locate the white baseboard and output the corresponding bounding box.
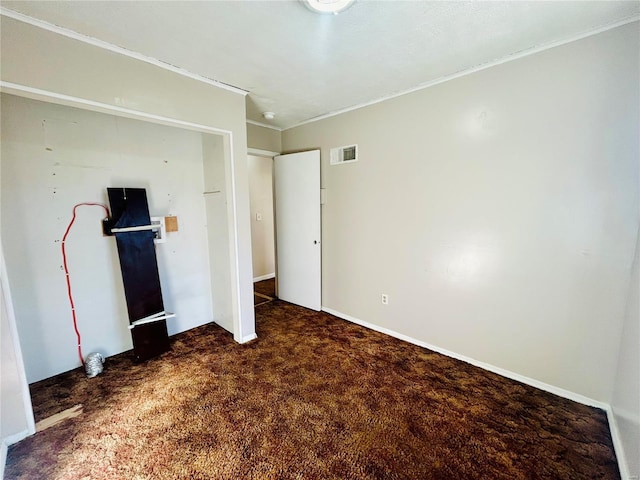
[605,406,633,480]
[239,333,258,344]
[322,308,637,475]
[321,307,608,409]
[1,431,30,447]
[253,273,275,282]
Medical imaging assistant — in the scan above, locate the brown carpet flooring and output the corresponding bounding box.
[7,300,619,479]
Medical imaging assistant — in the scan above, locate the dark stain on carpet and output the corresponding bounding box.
[6,300,619,479]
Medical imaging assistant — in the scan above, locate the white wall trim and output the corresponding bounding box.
[606,406,633,480]
[324,310,633,477]
[246,119,283,132]
[0,81,251,349]
[253,273,275,282]
[1,430,31,448]
[1,430,32,479]
[223,131,252,345]
[0,7,248,97]
[286,16,640,131]
[0,82,233,137]
[322,307,609,410]
[248,148,279,158]
[1,244,36,435]
[239,333,258,344]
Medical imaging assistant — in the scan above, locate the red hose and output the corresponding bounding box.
[61,203,110,366]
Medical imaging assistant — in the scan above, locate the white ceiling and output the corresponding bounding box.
[2,1,639,130]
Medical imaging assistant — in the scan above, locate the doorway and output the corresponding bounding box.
[248,149,322,312]
[2,93,250,420]
[248,153,277,307]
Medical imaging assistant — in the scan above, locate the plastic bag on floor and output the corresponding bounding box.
[85,352,105,378]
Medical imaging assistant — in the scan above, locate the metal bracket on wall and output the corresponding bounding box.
[103,217,167,243]
[111,224,158,233]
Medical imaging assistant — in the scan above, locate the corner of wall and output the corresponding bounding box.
[609,223,640,479]
[246,122,282,154]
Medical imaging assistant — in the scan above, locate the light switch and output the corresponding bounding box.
[256,213,262,221]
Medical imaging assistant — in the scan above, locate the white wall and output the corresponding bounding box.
[1,243,35,474]
[247,123,281,154]
[0,255,30,439]
[248,155,275,280]
[282,23,639,402]
[0,94,224,382]
[0,81,34,469]
[0,14,256,346]
[611,226,640,478]
[203,134,234,334]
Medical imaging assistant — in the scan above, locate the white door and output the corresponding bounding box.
[274,150,321,311]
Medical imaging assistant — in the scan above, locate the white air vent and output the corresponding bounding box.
[330,144,358,165]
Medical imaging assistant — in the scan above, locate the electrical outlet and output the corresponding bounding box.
[381,294,389,305]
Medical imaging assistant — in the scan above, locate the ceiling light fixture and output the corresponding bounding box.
[263,112,275,121]
[303,0,355,15]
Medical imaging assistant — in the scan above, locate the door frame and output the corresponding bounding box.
[248,148,280,299]
[0,83,255,447]
[1,81,255,343]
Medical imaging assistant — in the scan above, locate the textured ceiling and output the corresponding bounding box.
[2,1,639,130]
